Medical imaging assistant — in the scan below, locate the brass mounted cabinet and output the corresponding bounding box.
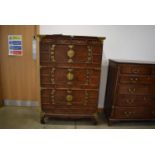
[39,35,105,124]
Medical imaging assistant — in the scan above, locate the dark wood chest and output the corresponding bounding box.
[39,35,105,123]
[104,60,155,124]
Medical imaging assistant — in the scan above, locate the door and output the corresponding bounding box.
[0,25,39,104]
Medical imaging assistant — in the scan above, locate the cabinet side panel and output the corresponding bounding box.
[104,61,118,118]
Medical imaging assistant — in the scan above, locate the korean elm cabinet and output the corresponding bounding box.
[39,35,105,124]
[104,60,155,124]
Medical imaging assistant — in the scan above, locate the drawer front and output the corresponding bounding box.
[119,75,155,84]
[42,106,97,115]
[118,85,155,95]
[40,44,102,65]
[41,89,98,106]
[40,67,100,87]
[112,107,155,119]
[116,95,155,107]
[119,64,151,75]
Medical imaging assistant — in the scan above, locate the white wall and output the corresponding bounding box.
[40,25,155,108]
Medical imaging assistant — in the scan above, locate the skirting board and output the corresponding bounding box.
[4,99,39,107]
[3,100,103,112]
[0,100,4,107]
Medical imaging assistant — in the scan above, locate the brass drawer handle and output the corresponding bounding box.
[66,94,73,102]
[128,88,136,93]
[124,111,135,116]
[66,94,73,105]
[135,78,138,81]
[130,77,138,81]
[67,49,75,58]
[67,72,74,81]
[126,99,134,104]
[132,69,139,73]
[152,112,155,116]
[130,78,134,81]
[143,97,148,101]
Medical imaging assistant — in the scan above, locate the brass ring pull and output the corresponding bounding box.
[67,49,75,58]
[66,94,73,102]
[126,99,134,104]
[130,77,138,82]
[152,112,155,116]
[67,72,74,81]
[130,78,134,81]
[124,111,135,116]
[128,88,136,93]
[135,78,138,81]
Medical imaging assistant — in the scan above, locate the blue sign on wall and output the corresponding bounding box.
[8,35,23,56]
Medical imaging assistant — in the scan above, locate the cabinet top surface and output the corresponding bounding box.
[110,59,155,65]
[39,34,106,40]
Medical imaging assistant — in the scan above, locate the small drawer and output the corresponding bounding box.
[41,89,98,106]
[42,105,97,115]
[112,107,155,119]
[116,95,155,107]
[40,67,100,87]
[118,85,155,95]
[40,44,88,64]
[119,64,151,75]
[40,44,102,65]
[119,75,155,84]
[112,107,145,119]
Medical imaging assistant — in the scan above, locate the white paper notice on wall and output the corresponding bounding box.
[8,35,23,56]
[32,36,37,60]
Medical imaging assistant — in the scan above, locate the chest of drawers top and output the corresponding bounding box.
[40,35,105,45]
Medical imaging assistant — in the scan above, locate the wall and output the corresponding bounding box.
[40,25,155,108]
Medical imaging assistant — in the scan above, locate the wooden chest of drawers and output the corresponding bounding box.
[39,35,105,124]
[104,60,155,124]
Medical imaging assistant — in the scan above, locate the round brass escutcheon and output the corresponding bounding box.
[67,72,74,81]
[66,95,73,102]
[67,49,75,58]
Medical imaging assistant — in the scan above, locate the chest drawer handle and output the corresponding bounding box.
[135,78,138,81]
[124,111,135,116]
[152,112,155,116]
[130,78,134,81]
[132,69,139,73]
[128,88,136,93]
[130,77,138,82]
[67,72,74,81]
[66,95,73,102]
[126,99,134,104]
[143,97,148,101]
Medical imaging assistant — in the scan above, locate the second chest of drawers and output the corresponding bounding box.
[104,60,155,124]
